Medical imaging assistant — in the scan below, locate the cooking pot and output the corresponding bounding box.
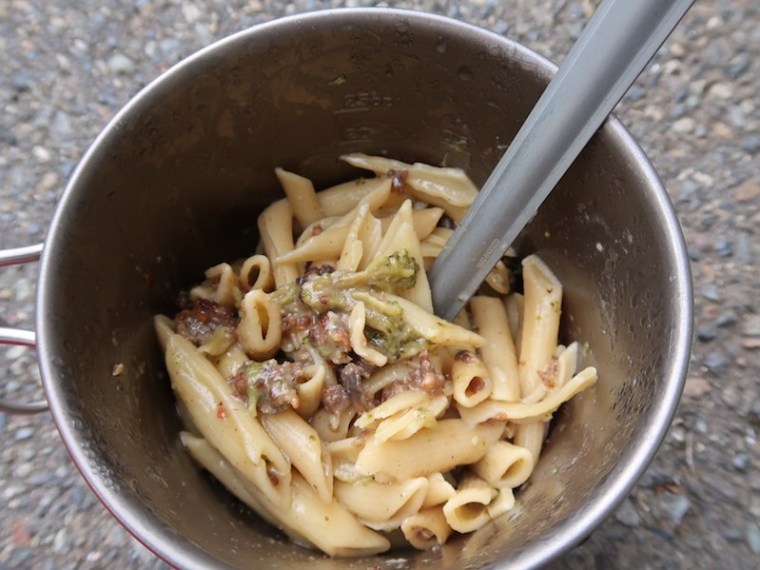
[0,8,692,569]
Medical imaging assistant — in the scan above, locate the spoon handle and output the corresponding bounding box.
[428,0,694,320]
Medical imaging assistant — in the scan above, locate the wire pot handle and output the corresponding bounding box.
[0,243,48,414]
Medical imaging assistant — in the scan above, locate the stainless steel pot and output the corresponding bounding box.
[0,8,692,569]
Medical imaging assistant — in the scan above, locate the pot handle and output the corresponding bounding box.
[0,243,48,414]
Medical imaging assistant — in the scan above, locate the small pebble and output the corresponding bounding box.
[717,310,738,327]
[714,239,733,257]
[14,427,35,441]
[704,351,729,375]
[663,493,692,527]
[106,53,136,75]
[696,322,717,341]
[614,499,641,527]
[701,284,722,303]
[732,453,749,472]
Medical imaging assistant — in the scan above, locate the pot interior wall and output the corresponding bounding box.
[39,10,685,569]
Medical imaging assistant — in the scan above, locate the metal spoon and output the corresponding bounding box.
[428,0,694,320]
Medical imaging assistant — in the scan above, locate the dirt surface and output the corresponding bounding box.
[1,1,758,568]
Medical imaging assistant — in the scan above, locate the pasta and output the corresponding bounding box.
[155,154,598,557]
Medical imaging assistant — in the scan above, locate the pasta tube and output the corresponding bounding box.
[257,198,299,287]
[162,332,291,507]
[237,289,282,360]
[354,419,504,481]
[260,410,333,502]
[334,477,429,530]
[470,295,521,402]
[401,506,452,549]
[442,473,497,533]
[275,167,325,228]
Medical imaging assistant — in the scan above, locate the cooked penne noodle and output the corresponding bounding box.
[337,202,371,272]
[188,432,388,556]
[328,437,364,483]
[260,410,333,502]
[401,507,453,549]
[451,350,493,408]
[276,180,392,265]
[373,395,448,444]
[341,153,478,222]
[237,289,282,360]
[486,487,516,519]
[363,360,416,395]
[485,260,510,295]
[213,343,249,379]
[504,292,524,354]
[348,301,388,367]
[380,207,444,241]
[354,419,504,481]
[162,332,291,507]
[497,367,598,423]
[283,473,391,557]
[190,262,239,309]
[310,406,355,443]
[239,254,275,292]
[257,198,299,287]
[458,366,597,426]
[471,441,534,489]
[334,477,428,529]
[423,472,457,508]
[355,391,429,430]
[316,177,391,217]
[157,156,599,556]
[275,167,325,229]
[518,255,563,396]
[294,364,326,418]
[442,474,497,533]
[514,255,563,462]
[470,296,520,402]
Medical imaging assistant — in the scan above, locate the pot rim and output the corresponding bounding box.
[35,7,693,570]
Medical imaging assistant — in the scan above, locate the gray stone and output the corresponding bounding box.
[704,351,729,375]
[106,53,136,75]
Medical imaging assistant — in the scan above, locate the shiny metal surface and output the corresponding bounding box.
[0,243,47,414]
[35,9,692,570]
[428,0,695,319]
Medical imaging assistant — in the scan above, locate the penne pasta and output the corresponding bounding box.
[275,167,325,229]
[261,410,333,502]
[190,262,240,309]
[239,254,275,292]
[423,472,457,508]
[257,198,299,287]
[451,350,493,408]
[442,473,497,533]
[156,156,599,556]
[354,419,505,481]
[162,332,291,507]
[470,295,521,402]
[400,506,453,549]
[471,441,534,489]
[237,289,282,360]
[335,477,429,530]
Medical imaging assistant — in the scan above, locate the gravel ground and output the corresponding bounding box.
[1,0,758,568]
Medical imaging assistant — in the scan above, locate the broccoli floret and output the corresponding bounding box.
[334,249,418,291]
[269,251,426,363]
